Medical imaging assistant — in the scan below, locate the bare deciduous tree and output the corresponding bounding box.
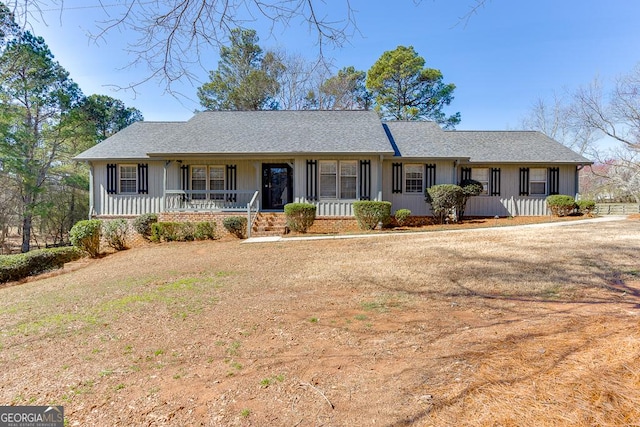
[521,93,598,157]
[4,1,488,92]
[5,0,359,92]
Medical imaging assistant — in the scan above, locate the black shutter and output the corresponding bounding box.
[549,167,560,195]
[226,165,237,202]
[107,164,117,194]
[359,160,371,200]
[519,167,530,196]
[306,160,318,201]
[181,164,189,201]
[392,163,403,194]
[490,168,501,196]
[461,167,471,182]
[137,163,148,194]
[425,164,436,188]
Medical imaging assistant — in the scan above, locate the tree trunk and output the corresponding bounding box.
[21,212,32,253]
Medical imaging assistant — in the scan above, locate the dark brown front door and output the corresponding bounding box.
[262,164,292,210]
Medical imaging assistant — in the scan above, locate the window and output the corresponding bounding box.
[319,160,358,199]
[119,165,137,194]
[191,165,226,200]
[405,164,424,193]
[472,168,489,195]
[530,168,547,195]
[209,166,225,200]
[319,161,337,198]
[340,161,357,199]
[191,166,207,200]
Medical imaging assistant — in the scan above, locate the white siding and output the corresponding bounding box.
[382,160,455,215]
[92,161,164,216]
[382,162,579,217]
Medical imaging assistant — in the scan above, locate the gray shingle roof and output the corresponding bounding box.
[444,130,591,163]
[75,110,393,160]
[74,121,185,160]
[383,121,591,164]
[74,112,591,165]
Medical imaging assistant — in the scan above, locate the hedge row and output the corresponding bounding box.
[151,221,218,242]
[0,247,84,283]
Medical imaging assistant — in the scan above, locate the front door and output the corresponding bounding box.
[262,164,293,210]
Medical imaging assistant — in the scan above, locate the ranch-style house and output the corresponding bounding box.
[74,110,591,232]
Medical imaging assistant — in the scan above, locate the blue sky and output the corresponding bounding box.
[30,0,640,133]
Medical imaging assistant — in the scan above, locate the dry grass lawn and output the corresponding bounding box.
[1,217,639,426]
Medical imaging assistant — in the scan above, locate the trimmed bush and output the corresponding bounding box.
[352,201,392,230]
[0,247,84,283]
[425,184,464,224]
[546,195,576,217]
[577,199,596,216]
[151,221,217,242]
[194,221,217,240]
[103,219,129,251]
[394,209,411,226]
[133,213,158,240]
[70,219,102,257]
[459,179,484,221]
[223,216,247,239]
[284,203,317,233]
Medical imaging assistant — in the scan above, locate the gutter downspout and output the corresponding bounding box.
[88,162,94,219]
[163,160,171,213]
[575,164,585,198]
[378,155,384,201]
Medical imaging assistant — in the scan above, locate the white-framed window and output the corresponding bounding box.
[319,160,358,199]
[119,165,137,194]
[340,161,357,199]
[405,164,424,193]
[319,161,337,198]
[191,165,225,200]
[472,167,489,195]
[530,168,547,195]
[209,165,225,200]
[191,166,207,200]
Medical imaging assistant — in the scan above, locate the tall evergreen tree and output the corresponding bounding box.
[366,45,460,128]
[317,66,372,110]
[80,94,143,142]
[197,28,284,111]
[0,31,83,252]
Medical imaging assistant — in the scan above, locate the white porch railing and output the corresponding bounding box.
[247,191,260,238]
[164,190,257,212]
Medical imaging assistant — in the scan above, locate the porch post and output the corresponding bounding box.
[377,155,383,201]
[88,162,94,219]
[163,160,169,212]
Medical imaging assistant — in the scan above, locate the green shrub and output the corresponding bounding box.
[151,221,218,242]
[102,219,129,251]
[0,247,84,283]
[546,195,576,217]
[70,219,102,257]
[577,199,596,215]
[459,179,484,220]
[352,201,392,230]
[194,221,217,240]
[425,184,464,224]
[133,213,158,240]
[394,209,411,226]
[223,216,247,239]
[284,203,317,233]
[151,222,179,242]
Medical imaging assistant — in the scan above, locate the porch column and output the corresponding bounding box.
[163,160,169,212]
[88,162,94,219]
[377,155,383,201]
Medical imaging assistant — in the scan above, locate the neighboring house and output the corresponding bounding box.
[74,110,591,223]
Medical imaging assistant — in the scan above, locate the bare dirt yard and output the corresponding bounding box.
[1,216,639,426]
